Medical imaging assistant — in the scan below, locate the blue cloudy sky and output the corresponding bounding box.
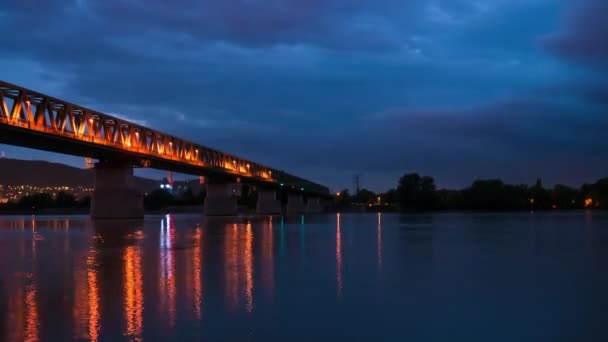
[1,0,607,191]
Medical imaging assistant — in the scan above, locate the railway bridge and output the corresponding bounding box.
[0,81,330,219]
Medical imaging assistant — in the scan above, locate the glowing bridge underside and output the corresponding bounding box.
[0,80,328,196]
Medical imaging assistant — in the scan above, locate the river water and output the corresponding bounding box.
[1,212,607,341]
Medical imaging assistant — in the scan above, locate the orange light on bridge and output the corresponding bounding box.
[585,197,593,208]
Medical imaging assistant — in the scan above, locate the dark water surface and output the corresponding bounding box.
[1,212,608,341]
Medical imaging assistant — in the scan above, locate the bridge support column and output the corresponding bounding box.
[286,193,305,216]
[204,183,237,216]
[256,190,281,215]
[306,196,323,213]
[91,161,143,220]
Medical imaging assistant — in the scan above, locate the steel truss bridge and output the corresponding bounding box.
[0,80,329,196]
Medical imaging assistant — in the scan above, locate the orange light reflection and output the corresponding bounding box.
[73,254,88,340]
[336,213,343,297]
[225,224,239,310]
[193,227,203,319]
[244,223,254,312]
[87,249,100,342]
[262,217,274,297]
[224,223,255,312]
[123,245,143,339]
[24,276,39,342]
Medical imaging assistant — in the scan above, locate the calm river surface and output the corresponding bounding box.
[1,212,608,341]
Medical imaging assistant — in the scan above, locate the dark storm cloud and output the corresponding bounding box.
[585,85,608,105]
[544,0,608,68]
[86,0,429,51]
[1,0,607,190]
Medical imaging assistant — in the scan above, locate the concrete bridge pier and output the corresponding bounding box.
[91,161,144,220]
[286,193,305,216]
[256,190,281,215]
[306,196,323,213]
[204,183,238,216]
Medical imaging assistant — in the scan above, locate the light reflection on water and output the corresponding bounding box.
[159,215,176,328]
[2,212,608,340]
[377,212,382,269]
[223,221,254,313]
[336,213,343,297]
[192,226,202,320]
[123,244,143,339]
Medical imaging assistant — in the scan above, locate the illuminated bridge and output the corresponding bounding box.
[0,80,329,218]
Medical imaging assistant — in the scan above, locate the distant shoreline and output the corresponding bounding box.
[1,207,606,217]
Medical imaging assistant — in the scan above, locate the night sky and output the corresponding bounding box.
[1,0,607,192]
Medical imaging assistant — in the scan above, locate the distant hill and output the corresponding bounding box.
[0,158,159,192]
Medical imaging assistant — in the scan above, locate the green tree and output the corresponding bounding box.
[463,180,506,211]
[77,196,91,209]
[18,193,54,210]
[144,189,175,211]
[397,173,438,211]
[594,178,608,209]
[551,185,577,209]
[381,189,397,204]
[530,178,551,210]
[352,188,376,204]
[336,189,352,210]
[55,191,76,207]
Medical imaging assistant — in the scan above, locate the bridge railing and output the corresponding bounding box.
[0,81,329,195]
